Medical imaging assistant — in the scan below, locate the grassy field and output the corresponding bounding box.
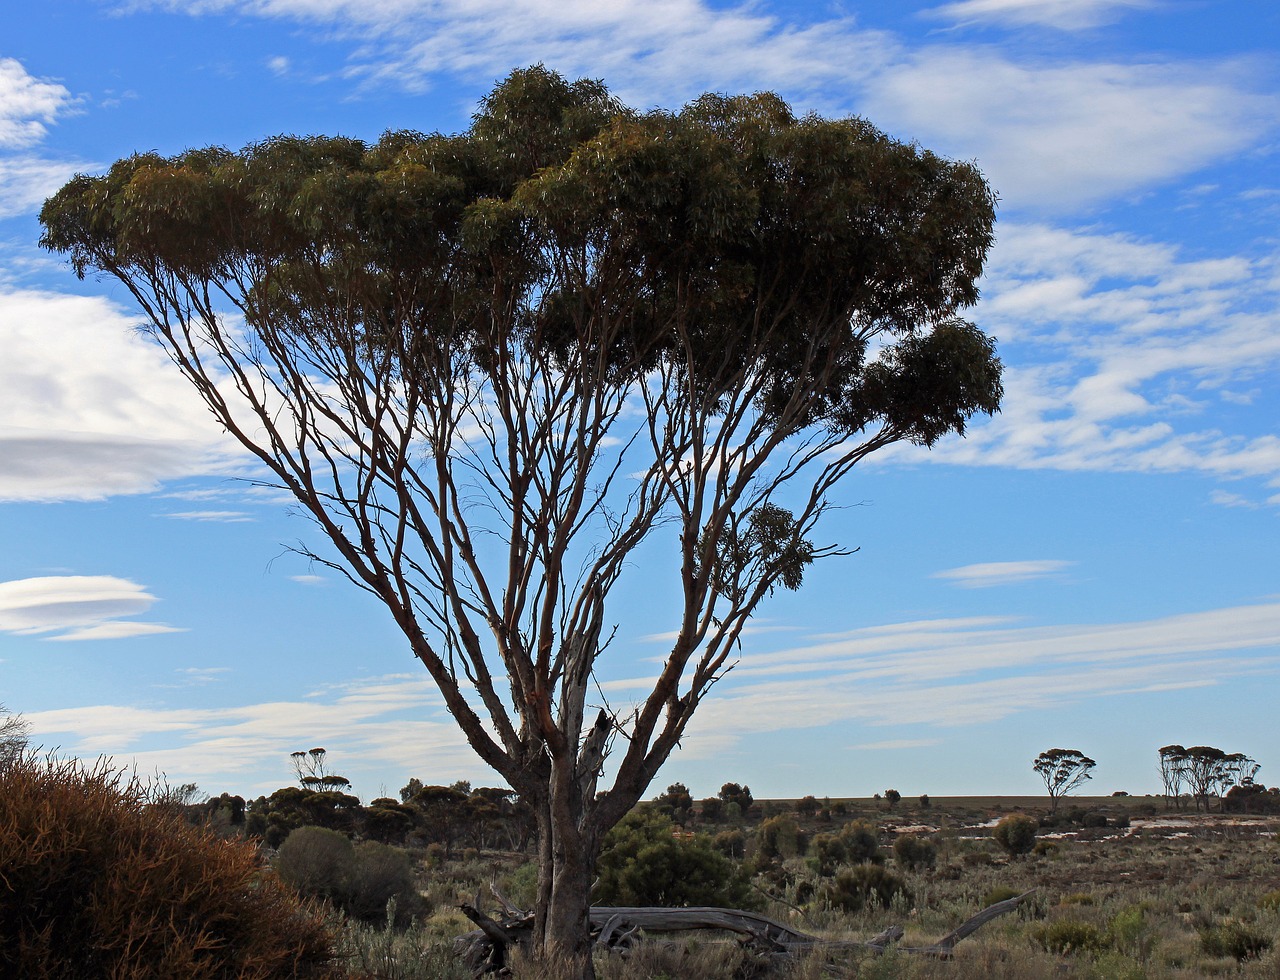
[335,795,1280,978]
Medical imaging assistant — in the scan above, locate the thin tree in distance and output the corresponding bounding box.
[40,67,1003,973]
[1034,748,1096,813]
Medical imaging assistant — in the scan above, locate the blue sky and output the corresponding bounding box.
[0,0,1277,803]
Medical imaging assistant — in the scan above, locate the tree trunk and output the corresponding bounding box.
[526,757,603,978]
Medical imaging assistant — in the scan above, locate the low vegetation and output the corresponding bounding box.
[5,740,1279,978]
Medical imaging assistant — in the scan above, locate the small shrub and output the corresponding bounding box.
[275,826,356,903]
[757,814,806,860]
[892,833,936,870]
[1033,919,1107,956]
[840,819,883,864]
[993,814,1038,857]
[347,840,425,925]
[1033,839,1059,857]
[1259,889,1280,912]
[807,833,847,877]
[595,810,757,909]
[1082,811,1108,829]
[0,752,337,977]
[919,794,930,808]
[1199,922,1272,961]
[822,864,910,913]
[1060,892,1096,906]
[983,885,1021,907]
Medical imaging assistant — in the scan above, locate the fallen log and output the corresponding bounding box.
[453,888,1035,973]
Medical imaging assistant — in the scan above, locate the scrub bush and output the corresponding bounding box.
[892,833,936,870]
[822,864,910,913]
[0,752,337,977]
[993,814,1038,856]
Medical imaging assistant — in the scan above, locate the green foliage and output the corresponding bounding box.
[807,833,848,877]
[1198,921,1272,961]
[756,814,807,860]
[1032,919,1107,956]
[1258,889,1280,911]
[821,864,910,913]
[712,828,746,859]
[795,795,820,818]
[699,797,723,821]
[274,826,425,925]
[883,789,901,808]
[984,885,1022,907]
[891,833,936,870]
[0,752,337,977]
[839,819,883,864]
[718,783,754,814]
[594,810,757,909]
[993,814,1039,856]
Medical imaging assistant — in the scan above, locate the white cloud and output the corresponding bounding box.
[0,58,73,149]
[0,575,182,640]
[888,224,1280,485]
[23,673,478,795]
[673,602,1280,755]
[289,574,328,585]
[847,738,940,751]
[860,52,1278,211]
[164,510,255,522]
[1209,489,1257,510]
[0,288,246,501]
[933,559,1075,588]
[927,0,1157,31]
[0,156,91,219]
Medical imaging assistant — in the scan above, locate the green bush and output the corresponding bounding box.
[595,810,757,909]
[757,814,807,860]
[822,864,910,913]
[993,814,1038,856]
[807,833,847,876]
[274,827,424,925]
[840,819,883,864]
[1257,889,1280,912]
[892,833,936,870]
[713,828,746,859]
[1032,919,1107,956]
[1199,922,1272,961]
[983,885,1021,907]
[0,752,337,977]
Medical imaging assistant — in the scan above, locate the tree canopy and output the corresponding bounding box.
[1033,748,1096,812]
[40,66,1002,970]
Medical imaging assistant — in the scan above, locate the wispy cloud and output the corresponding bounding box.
[933,560,1075,588]
[24,674,477,795]
[1209,489,1258,510]
[0,575,183,640]
[163,510,255,522]
[672,602,1280,756]
[926,0,1157,31]
[884,224,1280,487]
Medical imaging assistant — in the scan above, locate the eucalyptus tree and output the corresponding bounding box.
[1033,748,1096,813]
[40,67,1001,971]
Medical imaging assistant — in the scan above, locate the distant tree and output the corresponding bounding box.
[883,789,901,809]
[41,66,1002,971]
[289,748,352,793]
[756,814,807,860]
[1182,746,1259,812]
[839,820,883,865]
[699,797,723,822]
[719,783,754,814]
[795,795,820,818]
[919,794,931,808]
[1033,749,1096,813]
[653,782,693,820]
[1158,745,1188,810]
